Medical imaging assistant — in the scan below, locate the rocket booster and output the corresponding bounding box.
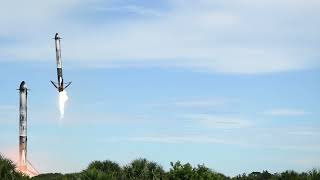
[18,82,39,176]
[51,33,71,92]
[19,81,28,172]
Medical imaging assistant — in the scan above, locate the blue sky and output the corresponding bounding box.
[0,0,320,176]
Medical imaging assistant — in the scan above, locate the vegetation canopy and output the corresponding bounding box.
[0,154,319,180]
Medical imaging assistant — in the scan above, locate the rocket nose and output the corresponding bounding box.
[55,33,60,39]
[19,81,27,90]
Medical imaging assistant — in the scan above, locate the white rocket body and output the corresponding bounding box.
[51,33,71,92]
[19,81,27,172]
[55,34,62,69]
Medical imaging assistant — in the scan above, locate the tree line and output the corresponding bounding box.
[1,154,319,180]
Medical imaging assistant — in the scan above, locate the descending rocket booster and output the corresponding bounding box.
[51,33,71,92]
[18,81,28,172]
[17,82,39,176]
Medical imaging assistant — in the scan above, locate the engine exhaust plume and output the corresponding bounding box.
[59,90,68,119]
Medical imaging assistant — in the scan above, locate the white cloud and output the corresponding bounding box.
[287,130,320,136]
[95,5,162,17]
[0,0,79,36]
[174,99,228,108]
[0,0,319,74]
[264,109,308,116]
[97,129,320,151]
[185,114,251,129]
[99,135,227,144]
[150,98,231,108]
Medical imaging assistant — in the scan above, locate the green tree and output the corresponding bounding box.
[193,164,228,180]
[168,161,195,180]
[168,161,229,180]
[279,170,300,180]
[86,160,122,179]
[79,160,122,180]
[12,157,320,180]
[32,173,64,180]
[0,154,29,180]
[81,168,113,180]
[308,169,320,180]
[123,158,165,180]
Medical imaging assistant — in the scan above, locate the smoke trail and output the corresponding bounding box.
[59,90,68,119]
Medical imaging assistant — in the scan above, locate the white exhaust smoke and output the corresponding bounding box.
[59,90,69,119]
